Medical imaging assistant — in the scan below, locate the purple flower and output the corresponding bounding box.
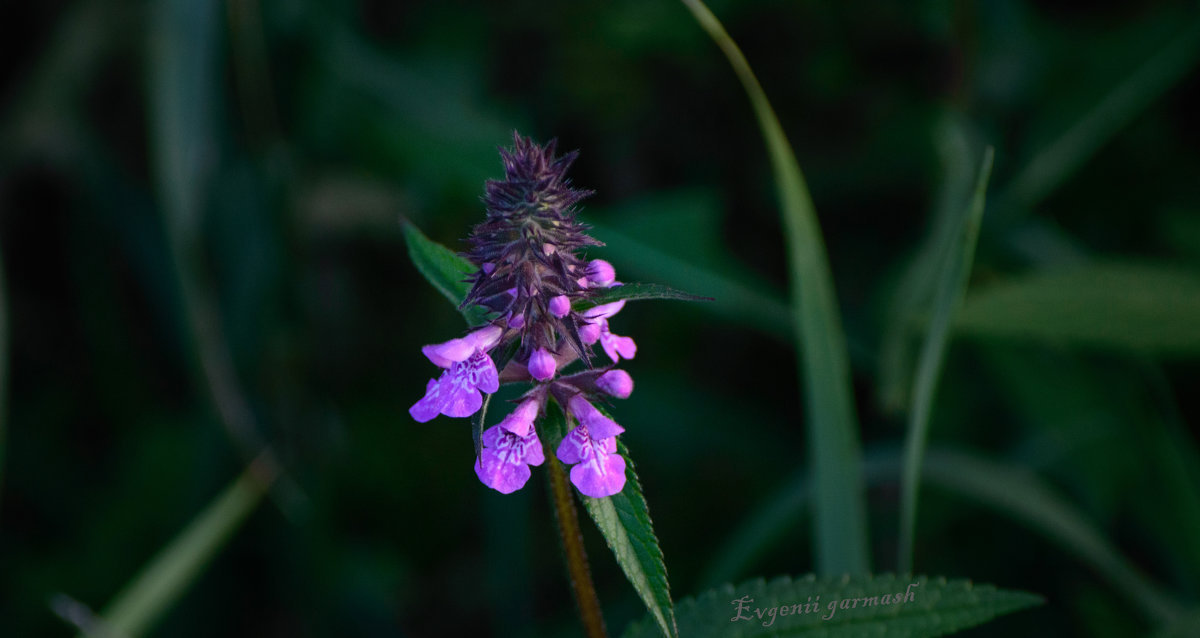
[476,425,545,494]
[567,395,625,439]
[557,424,626,498]
[580,301,637,363]
[596,369,634,399]
[498,398,539,436]
[410,326,502,422]
[528,347,557,381]
[584,259,618,288]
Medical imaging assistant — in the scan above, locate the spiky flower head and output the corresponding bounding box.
[410,132,635,499]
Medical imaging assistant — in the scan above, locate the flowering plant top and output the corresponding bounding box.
[409,133,645,498]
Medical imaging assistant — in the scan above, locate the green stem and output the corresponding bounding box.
[548,454,608,638]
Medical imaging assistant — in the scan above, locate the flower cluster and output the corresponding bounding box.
[410,134,637,498]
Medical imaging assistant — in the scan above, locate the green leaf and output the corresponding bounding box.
[400,220,489,326]
[954,261,1200,355]
[79,458,277,638]
[897,147,993,574]
[621,574,1042,638]
[584,282,713,307]
[680,0,868,575]
[877,112,979,415]
[543,402,678,638]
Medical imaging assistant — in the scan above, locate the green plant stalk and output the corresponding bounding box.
[90,453,279,638]
[679,0,868,575]
[547,454,608,638]
[897,148,994,574]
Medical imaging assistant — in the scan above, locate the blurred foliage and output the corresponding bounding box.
[2,0,1199,637]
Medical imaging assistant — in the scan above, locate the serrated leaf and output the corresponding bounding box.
[954,262,1200,355]
[622,574,1042,638]
[584,282,713,307]
[400,220,489,326]
[542,402,677,638]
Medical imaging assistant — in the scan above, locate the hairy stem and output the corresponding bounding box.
[548,454,608,638]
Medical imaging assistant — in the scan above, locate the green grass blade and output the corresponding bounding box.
[89,457,278,638]
[897,148,994,574]
[622,574,1042,638]
[679,0,868,576]
[703,445,1182,625]
[877,113,978,414]
[921,448,1183,624]
[1000,15,1200,214]
[0,244,7,500]
[954,261,1200,354]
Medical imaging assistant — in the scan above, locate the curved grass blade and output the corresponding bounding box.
[679,0,868,576]
[703,445,1183,625]
[543,402,678,638]
[622,574,1042,638]
[877,113,978,415]
[897,147,994,574]
[76,455,279,638]
[400,220,489,326]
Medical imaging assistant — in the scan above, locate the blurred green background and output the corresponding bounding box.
[2,0,1200,636]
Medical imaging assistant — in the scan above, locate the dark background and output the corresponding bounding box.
[2,0,1200,636]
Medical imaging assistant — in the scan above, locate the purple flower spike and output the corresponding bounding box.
[528,347,557,381]
[549,295,571,318]
[410,350,499,422]
[567,395,624,439]
[498,398,539,436]
[475,425,544,494]
[556,425,626,498]
[596,369,633,399]
[579,300,635,362]
[585,260,618,288]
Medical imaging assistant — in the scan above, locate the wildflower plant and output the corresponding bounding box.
[403,133,707,638]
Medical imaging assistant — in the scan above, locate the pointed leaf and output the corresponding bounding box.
[584,282,713,308]
[542,402,677,638]
[622,574,1042,638]
[400,220,489,326]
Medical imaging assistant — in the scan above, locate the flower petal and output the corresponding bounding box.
[467,351,500,394]
[556,426,590,465]
[567,395,624,439]
[498,398,539,436]
[422,338,473,367]
[579,322,601,344]
[475,451,533,494]
[582,300,625,320]
[569,442,626,497]
[465,324,503,351]
[600,331,637,362]
[409,377,448,422]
